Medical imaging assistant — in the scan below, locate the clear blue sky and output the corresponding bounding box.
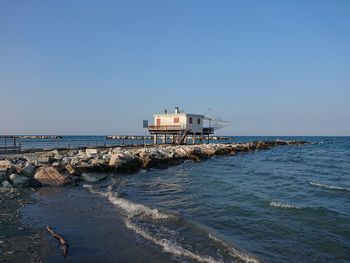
[1,0,349,135]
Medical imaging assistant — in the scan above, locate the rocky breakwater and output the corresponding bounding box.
[0,140,307,189]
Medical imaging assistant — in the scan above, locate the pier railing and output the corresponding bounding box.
[0,135,233,154]
[0,136,153,153]
[0,136,21,153]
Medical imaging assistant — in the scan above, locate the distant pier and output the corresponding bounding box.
[106,135,232,141]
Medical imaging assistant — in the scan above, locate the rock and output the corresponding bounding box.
[90,159,106,166]
[109,153,140,172]
[109,154,125,166]
[139,155,153,168]
[0,170,7,182]
[86,149,98,158]
[2,180,12,188]
[38,155,54,164]
[46,150,60,158]
[34,167,71,186]
[52,162,61,167]
[65,164,77,175]
[75,161,107,173]
[20,163,35,177]
[102,154,110,162]
[68,150,78,156]
[81,172,109,182]
[70,157,80,166]
[0,160,14,175]
[117,157,141,173]
[112,147,123,154]
[9,174,29,187]
[187,153,201,162]
[62,156,70,164]
[54,154,64,160]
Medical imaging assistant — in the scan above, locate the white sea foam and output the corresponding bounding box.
[208,233,261,263]
[85,184,260,263]
[125,219,219,263]
[83,184,172,220]
[309,182,350,192]
[107,192,172,220]
[270,201,299,209]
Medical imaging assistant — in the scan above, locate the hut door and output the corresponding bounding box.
[156,118,161,126]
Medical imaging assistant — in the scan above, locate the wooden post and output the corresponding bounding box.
[153,134,157,145]
[163,134,166,144]
[192,135,195,145]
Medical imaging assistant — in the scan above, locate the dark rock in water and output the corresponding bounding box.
[34,167,71,186]
[116,157,141,173]
[20,163,35,178]
[75,161,108,173]
[0,170,7,182]
[81,172,109,182]
[2,180,13,188]
[9,174,30,187]
[187,153,201,162]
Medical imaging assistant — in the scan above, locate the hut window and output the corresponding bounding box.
[197,118,201,124]
[189,117,193,123]
[174,117,179,123]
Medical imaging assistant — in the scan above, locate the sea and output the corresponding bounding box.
[22,136,350,263]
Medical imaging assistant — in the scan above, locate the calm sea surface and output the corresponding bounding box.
[23,136,350,262]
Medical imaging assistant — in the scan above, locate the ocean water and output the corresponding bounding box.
[23,137,350,262]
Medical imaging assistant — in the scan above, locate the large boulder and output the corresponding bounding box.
[86,149,98,158]
[109,153,125,166]
[38,155,53,164]
[0,160,14,176]
[0,170,7,182]
[9,174,30,187]
[45,150,60,158]
[20,162,36,177]
[53,154,64,161]
[34,167,71,186]
[109,153,141,173]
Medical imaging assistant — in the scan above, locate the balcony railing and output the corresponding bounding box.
[148,125,184,131]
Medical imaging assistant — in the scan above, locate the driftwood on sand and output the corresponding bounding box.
[46,226,68,258]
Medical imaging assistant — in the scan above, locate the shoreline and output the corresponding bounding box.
[0,140,307,262]
[0,187,52,262]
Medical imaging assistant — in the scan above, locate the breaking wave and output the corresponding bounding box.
[125,220,218,263]
[208,233,261,263]
[107,192,172,219]
[84,184,261,263]
[270,201,299,209]
[83,184,173,220]
[309,182,350,192]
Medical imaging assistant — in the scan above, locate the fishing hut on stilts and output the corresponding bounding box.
[148,107,222,145]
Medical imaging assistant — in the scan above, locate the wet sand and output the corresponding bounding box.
[21,186,175,262]
[0,188,52,263]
